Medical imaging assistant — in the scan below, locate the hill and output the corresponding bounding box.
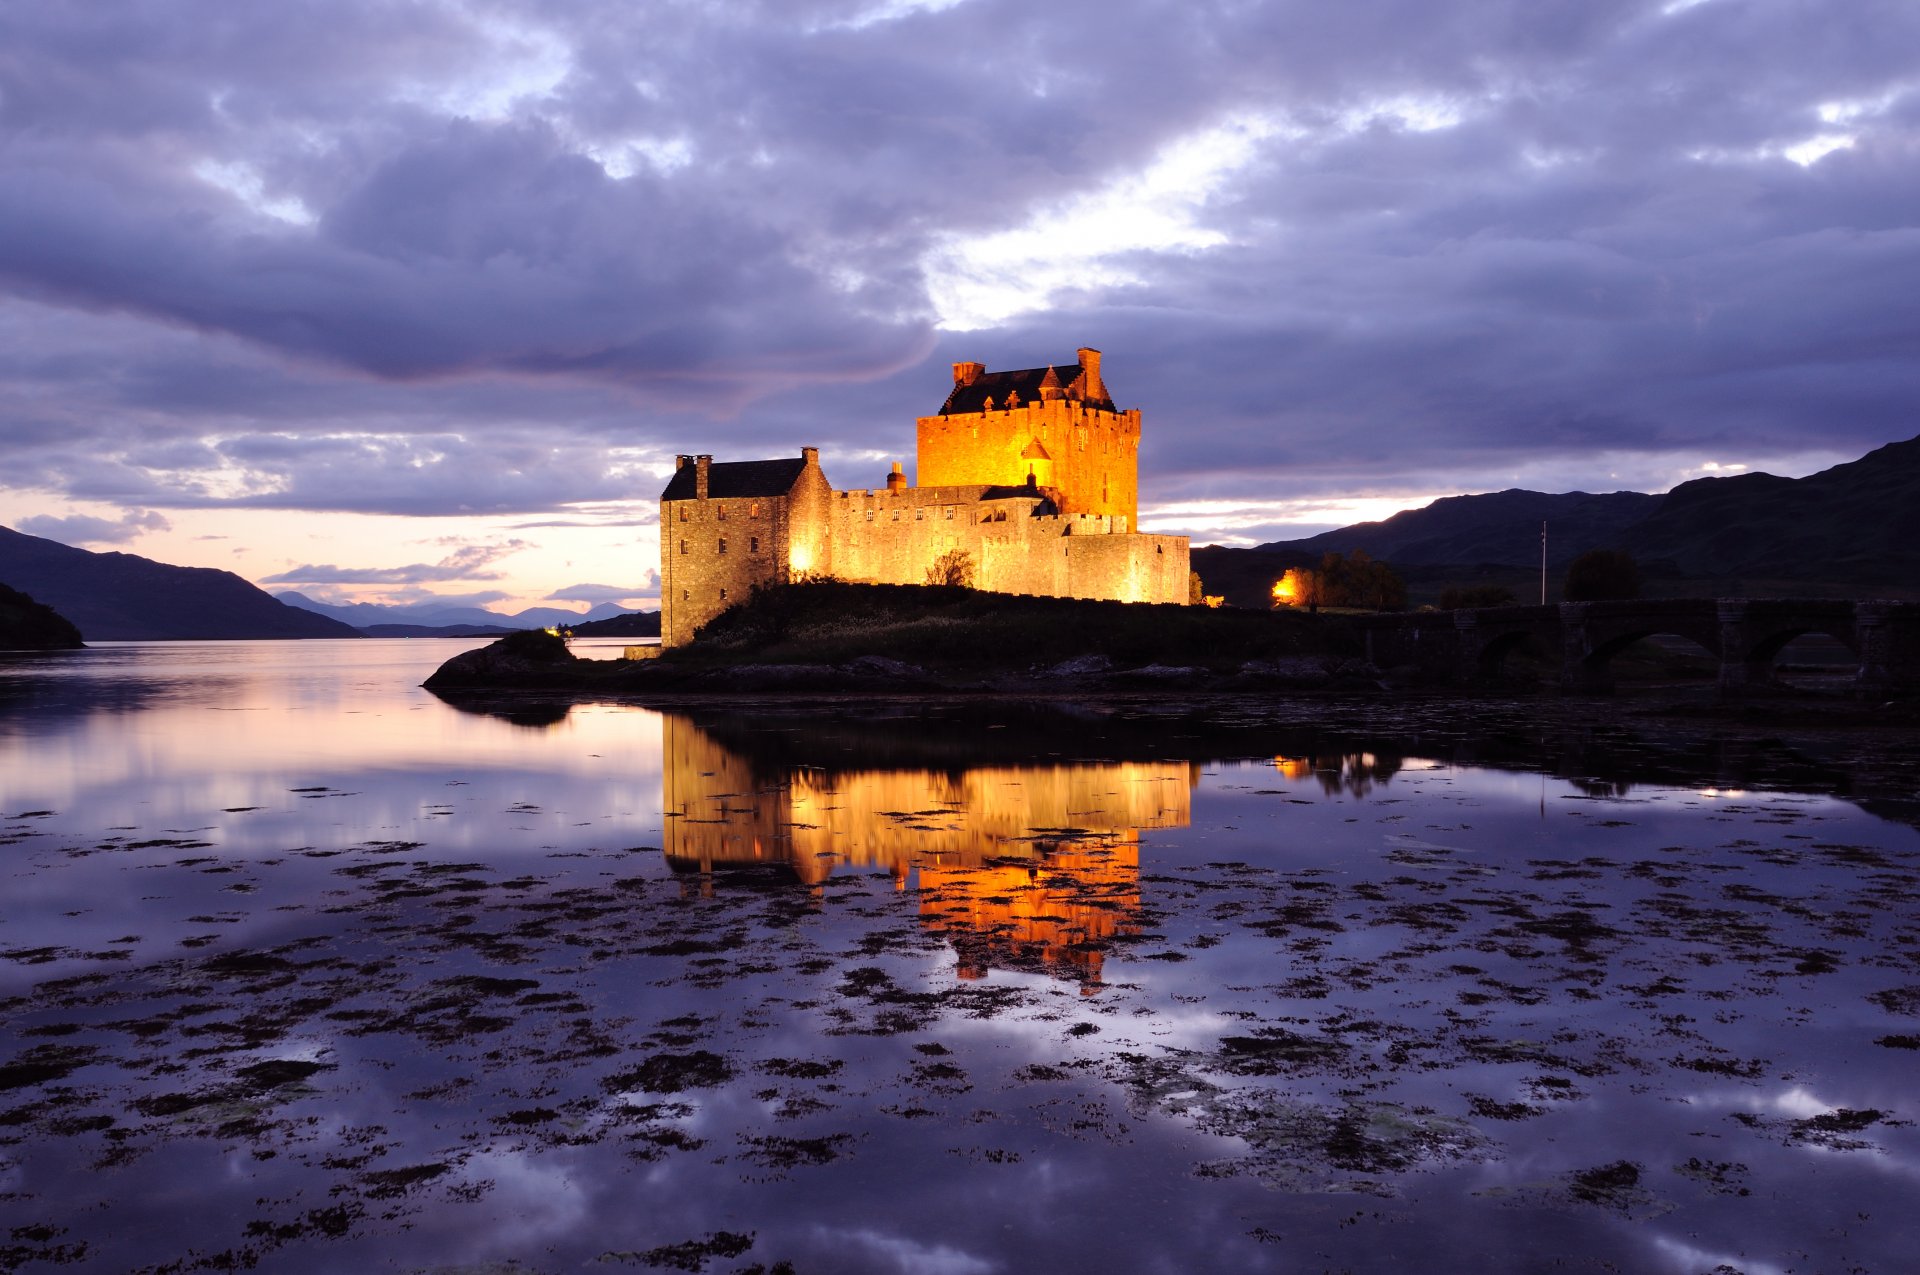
[1622,436,1920,589]
[0,527,361,640]
[1259,490,1659,568]
[1240,432,1920,602]
[0,583,85,650]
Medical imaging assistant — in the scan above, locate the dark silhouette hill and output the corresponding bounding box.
[1242,432,1920,600]
[1622,436,1920,587]
[1259,490,1659,568]
[0,583,85,649]
[0,527,360,640]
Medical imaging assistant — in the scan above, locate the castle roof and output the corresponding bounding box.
[939,362,1117,415]
[660,456,808,501]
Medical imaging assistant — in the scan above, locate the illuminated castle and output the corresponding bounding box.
[658,348,1191,646]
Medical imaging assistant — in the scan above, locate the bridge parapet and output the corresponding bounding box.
[1354,597,1920,694]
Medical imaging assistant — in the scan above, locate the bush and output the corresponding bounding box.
[1563,550,1640,602]
[1438,584,1518,610]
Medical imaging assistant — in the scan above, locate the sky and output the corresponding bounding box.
[0,0,1915,616]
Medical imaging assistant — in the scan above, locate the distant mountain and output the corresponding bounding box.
[1243,431,1920,601]
[0,527,360,640]
[276,591,627,632]
[1621,435,1920,585]
[0,582,84,650]
[1259,490,1659,568]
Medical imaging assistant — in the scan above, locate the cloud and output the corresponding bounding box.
[544,577,659,605]
[260,539,528,585]
[16,508,171,545]
[0,0,1915,535]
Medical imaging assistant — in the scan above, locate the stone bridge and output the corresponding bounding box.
[1355,599,1920,693]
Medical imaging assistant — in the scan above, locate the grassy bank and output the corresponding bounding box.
[669,581,1360,672]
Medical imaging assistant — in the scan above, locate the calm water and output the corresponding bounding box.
[2,641,1917,1274]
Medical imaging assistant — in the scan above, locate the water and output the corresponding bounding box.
[3,641,1918,1273]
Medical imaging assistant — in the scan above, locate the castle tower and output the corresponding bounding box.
[915,347,1140,523]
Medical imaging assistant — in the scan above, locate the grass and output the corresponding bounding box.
[664,581,1362,672]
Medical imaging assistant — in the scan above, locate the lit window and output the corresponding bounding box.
[750,502,760,517]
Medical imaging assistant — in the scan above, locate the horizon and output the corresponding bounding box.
[1,2,1911,614]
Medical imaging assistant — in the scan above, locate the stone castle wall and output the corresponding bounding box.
[659,461,836,647]
[916,400,1141,522]
[820,483,1188,603]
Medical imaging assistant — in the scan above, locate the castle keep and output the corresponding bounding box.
[658,348,1190,646]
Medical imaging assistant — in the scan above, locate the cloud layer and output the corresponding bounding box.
[1,0,1915,546]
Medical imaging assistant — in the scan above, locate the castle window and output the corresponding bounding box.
[716,504,727,521]
[915,509,923,520]
[682,589,688,600]
[750,536,760,553]
[720,588,727,600]
[750,502,761,517]
[718,537,728,554]
[866,510,874,522]
[680,539,688,554]
[892,510,900,521]
[679,506,689,522]
[944,507,954,520]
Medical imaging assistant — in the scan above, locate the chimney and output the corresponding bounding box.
[695,454,711,500]
[886,460,906,491]
[952,361,985,386]
[1077,347,1105,404]
[675,454,692,470]
[801,446,819,467]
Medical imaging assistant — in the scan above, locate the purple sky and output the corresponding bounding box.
[1,0,1915,612]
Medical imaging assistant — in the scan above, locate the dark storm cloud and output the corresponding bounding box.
[0,0,1914,526]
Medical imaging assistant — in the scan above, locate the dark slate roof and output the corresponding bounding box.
[660,457,808,501]
[939,362,1117,415]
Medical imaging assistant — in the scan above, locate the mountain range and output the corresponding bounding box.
[0,526,360,640]
[273,592,628,633]
[1186,432,1920,608]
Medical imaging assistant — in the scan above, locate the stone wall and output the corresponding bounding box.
[916,400,1141,522]
[659,454,835,647]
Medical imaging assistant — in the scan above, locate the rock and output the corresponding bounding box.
[422,631,579,688]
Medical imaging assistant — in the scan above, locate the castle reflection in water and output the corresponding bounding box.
[660,713,1198,989]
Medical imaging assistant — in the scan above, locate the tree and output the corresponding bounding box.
[1439,584,1517,610]
[1272,567,1325,612]
[1563,549,1639,602]
[925,548,975,588]
[1275,551,1406,612]
[1189,570,1205,605]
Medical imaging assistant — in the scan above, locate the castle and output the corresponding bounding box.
[658,348,1190,647]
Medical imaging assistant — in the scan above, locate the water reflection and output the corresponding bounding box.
[663,713,1192,987]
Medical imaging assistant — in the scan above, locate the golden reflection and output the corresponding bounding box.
[662,714,1194,988]
[1273,751,1402,798]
